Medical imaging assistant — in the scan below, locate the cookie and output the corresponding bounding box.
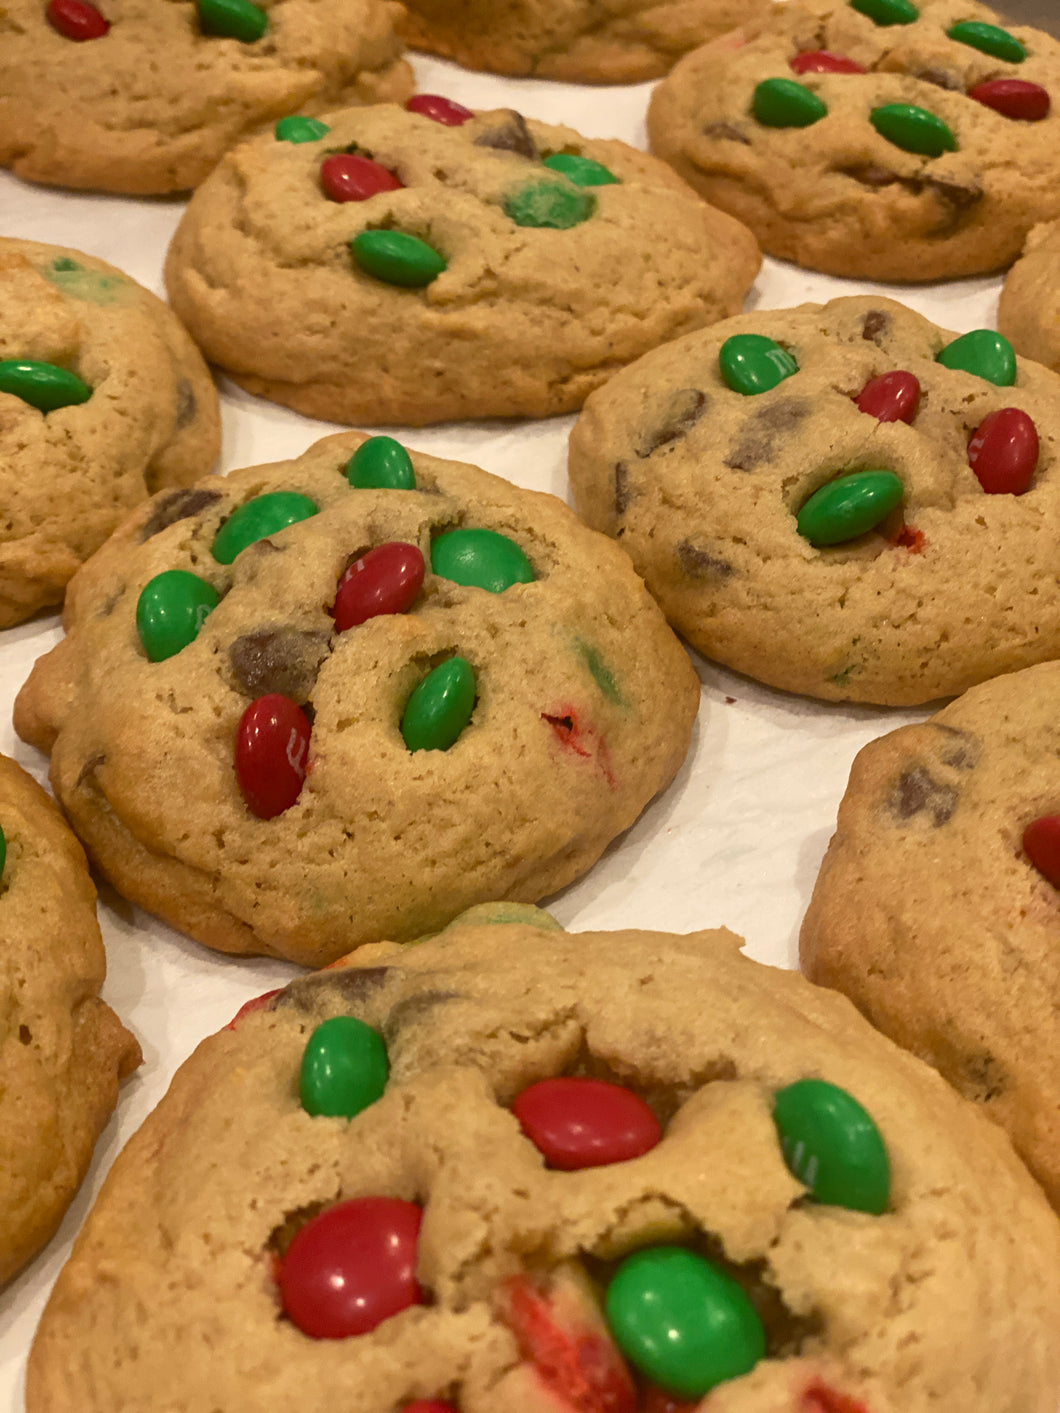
[568,293,1060,705]
[0,753,140,1285]
[647,0,1060,282]
[801,659,1060,1209]
[998,218,1060,372]
[13,432,699,967]
[398,0,769,83]
[0,0,412,195]
[0,237,220,628]
[163,101,760,426]
[25,909,1060,1411]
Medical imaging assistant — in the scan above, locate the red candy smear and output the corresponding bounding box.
[970,79,1050,122]
[790,49,865,75]
[542,706,618,789]
[406,94,474,126]
[235,694,311,819]
[854,370,920,424]
[320,153,403,203]
[402,1404,457,1413]
[46,0,109,39]
[223,988,282,1030]
[890,525,925,553]
[968,407,1039,495]
[333,541,425,631]
[279,1197,424,1339]
[512,1077,661,1170]
[802,1383,870,1413]
[1023,815,1060,888]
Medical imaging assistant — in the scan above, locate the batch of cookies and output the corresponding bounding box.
[2,0,1060,1408]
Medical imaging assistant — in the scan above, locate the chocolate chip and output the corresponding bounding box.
[724,396,810,470]
[887,765,958,827]
[636,389,707,457]
[228,628,330,704]
[474,111,538,159]
[615,461,632,518]
[703,122,751,144]
[175,378,197,430]
[74,752,106,788]
[274,965,393,1015]
[677,541,734,579]
[140,487,222,541]
[861,309,890,343]
[910,66,965,91]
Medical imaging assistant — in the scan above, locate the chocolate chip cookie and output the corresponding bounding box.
[647,0,1060,281]
[13,432,699,967]
[25,909,1060,1411]
[0,237,220,628]
[0,752,140,1285]
[0,0,412,194]
[568,293,1060,705]
[998,218,1060,371]
[164,101,760,426]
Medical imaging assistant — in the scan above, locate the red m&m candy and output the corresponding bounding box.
[46,0,109,39]
[968,408,1039,495]
[969,79,1050,122]
[235,694,311,819]
[512,1077,661,1170]
[321,154,403,203]
[790,50,866,74]
[1023,815,1060,888]
[406,94,473,126]
[332,542,425,631]
[854,370,920,424]
[278,1197,424,1338]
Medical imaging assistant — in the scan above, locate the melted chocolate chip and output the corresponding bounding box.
[956,1051,1007,1103]
[843,164,901,188]
[934,724,981,771]
[888,765,958,827]
[228,628,330,704]
[474,111,538,159]
[703,121,751,144]
[382,988,462,1040]
[910,66,965,91]
[861,309,890,343]
[274,965,393,1014]
[923,176,983,229]
[615,461,632,518]
[677,541,734,579]
[74,752,106,789]
[724,397,810,471]
[140,487,222,541]
[636,389,707,457]
[175,378,197,430]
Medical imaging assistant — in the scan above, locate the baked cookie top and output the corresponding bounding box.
[0,753,140,1285]
[0,0,412,195]
[998,218,1060,373]
[801,659,1060,1211]
[397,0,770,84]
[647,0,1060,281]
[0,237,220,628]
[568,294,1060,705]
[14,432,699,967]
[25,911,1060,1412]
[163,101,760,426]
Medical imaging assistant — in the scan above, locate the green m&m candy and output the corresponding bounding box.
[345,436,416,489]
[136,570,219,662]
[351,231,446,288]
[275,116,330,143]
[936,329,1017,386]
[773,1077,891,1214]
[796,470,904,547]
[753,78,828,128]
[300,1016,389,1119]
[870,103,957,157]
[605,1247,766,1397]
[542,153,620,187]
[719,334,798,396]
[504,183,595,229]
[947,20,1025,63]
[211,491,318,564]
[850,0,917,23]
[431,529,533,594]
[401,657,476,752]
[197,0,267,41]
[0,360,91,412]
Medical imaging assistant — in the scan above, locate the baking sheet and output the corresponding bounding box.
[0,25,1050,1407]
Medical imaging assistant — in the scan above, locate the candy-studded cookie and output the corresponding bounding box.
[0,0,411,195]
[13,434,699,967]
[998,219,1060,373]
[0,753,140,1285]
[164,102,760,426]
[26,911,1060,1411]
[398,0,769,83]
[0,237,220,627]
[801,661,1060,1209]
[569,294,1060,705]
[647,0,1060,281]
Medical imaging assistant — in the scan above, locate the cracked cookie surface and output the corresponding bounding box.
[25,911,1060,1411]
[164,102,760,426]
[647,0,1060,281]
[998,218,1060,372]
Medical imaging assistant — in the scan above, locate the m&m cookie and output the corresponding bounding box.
[998,218,1060,373]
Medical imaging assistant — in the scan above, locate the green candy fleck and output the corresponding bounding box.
[773,1077,891,1214]
[431,528,533,594]
[136,570,219,662]
[947,20,1025,62]
[504,182,596,229]
[0,360,91,412]
[445,902,564,931]
[850,0,917,24]
[44,259,125,304]
[542,153,620,187]
[211,491,318,564]
[870,103,957,157]
[275,115,331,143]
[605,1248,766,1398]
[753,78,828,128]
[345,436,416,490]
[401,657,476,752]
[719,334,798,396]
[796,470,904,547]
[197,0,267,41]
[577,641,624,705]
[351,230,447,288]
[300,1016,389,1119]
[936,329,1017,386]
